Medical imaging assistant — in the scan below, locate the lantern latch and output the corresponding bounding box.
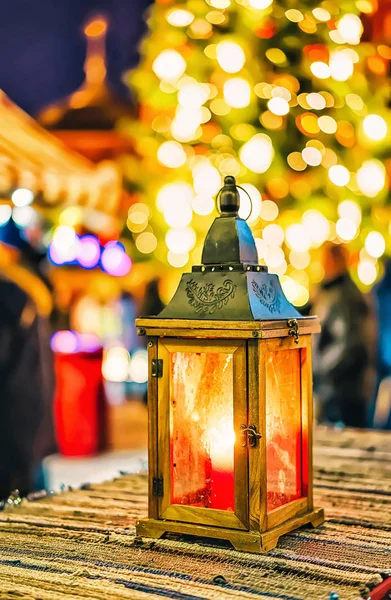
[240,424,262,448]
[287,318,300,344]
[151,358,163,377]
[152,477,164,496]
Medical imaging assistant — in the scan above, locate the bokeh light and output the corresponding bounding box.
[153,49,186,82]
[77,235,101,268]
[365,231,386,258]
[223,77,251,108]
[328,165,350,186]
[129,349,149,383]
[285,224,311,252]
[357,260,377,285]
[356,160,386,197]
[102,347,130,382]
[101,242,132,276]
[336,218,357,241]
[11,188,34,207]
[0,205,12,226]
[158,141,187,168]
[362,114,387,141]
[216,41,245,73]
[240,134,274,173]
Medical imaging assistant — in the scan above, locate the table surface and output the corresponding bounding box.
[0,427,390,600]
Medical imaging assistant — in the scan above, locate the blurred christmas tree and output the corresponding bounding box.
[122,0,390,306]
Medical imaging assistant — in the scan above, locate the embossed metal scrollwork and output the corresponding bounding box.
[185,278,237,314]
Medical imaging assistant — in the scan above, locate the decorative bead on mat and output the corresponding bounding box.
[329,593,339,599]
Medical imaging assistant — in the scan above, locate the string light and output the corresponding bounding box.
[127,0,390,291]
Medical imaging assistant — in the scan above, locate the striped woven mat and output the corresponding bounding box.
[0,427,390,600]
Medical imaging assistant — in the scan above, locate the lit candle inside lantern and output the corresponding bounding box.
[207,417,235,510]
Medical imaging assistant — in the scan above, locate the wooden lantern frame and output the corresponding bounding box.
[135,316,324,553]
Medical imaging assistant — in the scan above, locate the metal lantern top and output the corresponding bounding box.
[158,175,302,321]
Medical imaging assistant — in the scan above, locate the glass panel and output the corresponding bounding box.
[266,349,302,512]
[170,351,235,511]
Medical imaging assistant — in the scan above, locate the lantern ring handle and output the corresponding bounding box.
[214,185,253,221]
[237,185,253,222]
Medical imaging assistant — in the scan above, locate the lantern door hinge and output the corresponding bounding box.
[151,358,163,377]
[152,477,164,496]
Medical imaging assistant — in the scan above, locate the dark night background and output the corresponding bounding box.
[0,0,152,116]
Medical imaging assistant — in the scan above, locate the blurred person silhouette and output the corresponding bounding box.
[140,278,165,405]
[372,259,391,429]
[311,243,376,427]
[140,278,165,318]
[0,219,55,499]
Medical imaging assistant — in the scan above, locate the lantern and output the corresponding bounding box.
[136,176,324,553]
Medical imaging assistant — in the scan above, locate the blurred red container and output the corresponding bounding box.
[54,349,106,456]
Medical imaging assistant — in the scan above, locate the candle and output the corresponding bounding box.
[207,417,235,511]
